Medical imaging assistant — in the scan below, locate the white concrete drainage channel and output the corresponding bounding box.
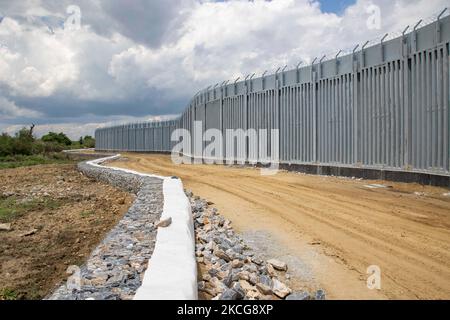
[49,154,197,300]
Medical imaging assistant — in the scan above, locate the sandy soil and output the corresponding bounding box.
[110,153,450,300]
[0,164,133,299]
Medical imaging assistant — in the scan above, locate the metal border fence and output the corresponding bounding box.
[96,13,450,178]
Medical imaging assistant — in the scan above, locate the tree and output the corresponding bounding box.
[29,124,35,137]
[11,127,36,155]
[82,135,95,148]
[41,132,72,146]
[0,133,14,157]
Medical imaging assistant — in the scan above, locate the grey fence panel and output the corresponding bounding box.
[205,100,221,132]
[205,99,222,160]
[155,126,162,151]
[248,90,278,163]
[317,76,352,165]
[95,15,450,178]
[194,102,206,158]
[359,61,407,169]
[284,82,315,164]
[149,125,153,152]
[136,125,144,152]
[410,44,450,173]
[223,95,246,162]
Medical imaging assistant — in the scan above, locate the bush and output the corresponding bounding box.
[15,128,34,155]
[82,136,95,148]
[0,126,95,162]
[41,132,72,146]
[0,133,14,157]
[0,128,36,156]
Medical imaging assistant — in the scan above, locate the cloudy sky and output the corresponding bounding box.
[0,0,447,139]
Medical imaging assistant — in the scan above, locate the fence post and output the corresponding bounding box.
[312,65,318,163]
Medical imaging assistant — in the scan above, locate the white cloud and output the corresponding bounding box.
[108,0,449,98]
[0,17,78,97]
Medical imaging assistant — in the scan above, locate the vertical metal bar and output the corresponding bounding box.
[445,45,450,172]
[431,49,437,168]
[370,67,375,165]
[437,47,443,169]
[337,76,341,163]
[427,51,432,169]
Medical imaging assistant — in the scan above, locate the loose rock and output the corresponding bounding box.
[191,192,321,301]
[20,228,38,237]
[272,279,292,298]
[232,259,244,269]
[156,217,172,228]
[214,249,231,262]
[0,223,12,231]
[256,282,272,295]
[220,288,242,300]
[315,289,326,300]
[286,291,310,300]
[267,259,288,271]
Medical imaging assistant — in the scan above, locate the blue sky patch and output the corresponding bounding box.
[319,0,356,14]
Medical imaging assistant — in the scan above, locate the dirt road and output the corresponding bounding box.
[110,154,450,300]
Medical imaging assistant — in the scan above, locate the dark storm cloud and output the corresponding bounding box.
[6,91,186,123]
[99,0,194,47]
[0,0,194,45]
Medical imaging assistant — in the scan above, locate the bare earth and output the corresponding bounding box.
[110,153,450,300]
[0,164,133,299]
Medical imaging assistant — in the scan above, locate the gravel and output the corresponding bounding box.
[189,191,326,301]
[48,159,164,300]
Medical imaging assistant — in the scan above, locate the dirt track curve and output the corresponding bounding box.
[110,153,450,300]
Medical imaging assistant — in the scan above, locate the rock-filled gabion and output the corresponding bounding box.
[189,191,325,301]
[48,160,163,300]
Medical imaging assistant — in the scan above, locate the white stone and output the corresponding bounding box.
[156,217,172,228]
[267,259,288,271]
[272,279,292,299]
[0,223,12,231]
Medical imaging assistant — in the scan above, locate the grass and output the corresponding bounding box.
[0,288,18,300]
[0,197,63,223]
[80,210,95,218]
[0,154,75,170]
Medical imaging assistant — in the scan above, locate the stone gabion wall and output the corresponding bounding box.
[77,161,147,194]
[48,159,164,300]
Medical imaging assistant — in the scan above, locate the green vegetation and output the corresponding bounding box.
[0,125,96,169]
[0,288,18,300]
[0,196,63,223]
[0,154,74,169]
[78,135,95,148]
[80,210,96,218]
[41,132,72,146]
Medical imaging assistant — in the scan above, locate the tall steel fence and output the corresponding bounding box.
[96,14,450,177]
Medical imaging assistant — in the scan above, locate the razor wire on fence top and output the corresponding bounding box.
[96,9,450,177]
